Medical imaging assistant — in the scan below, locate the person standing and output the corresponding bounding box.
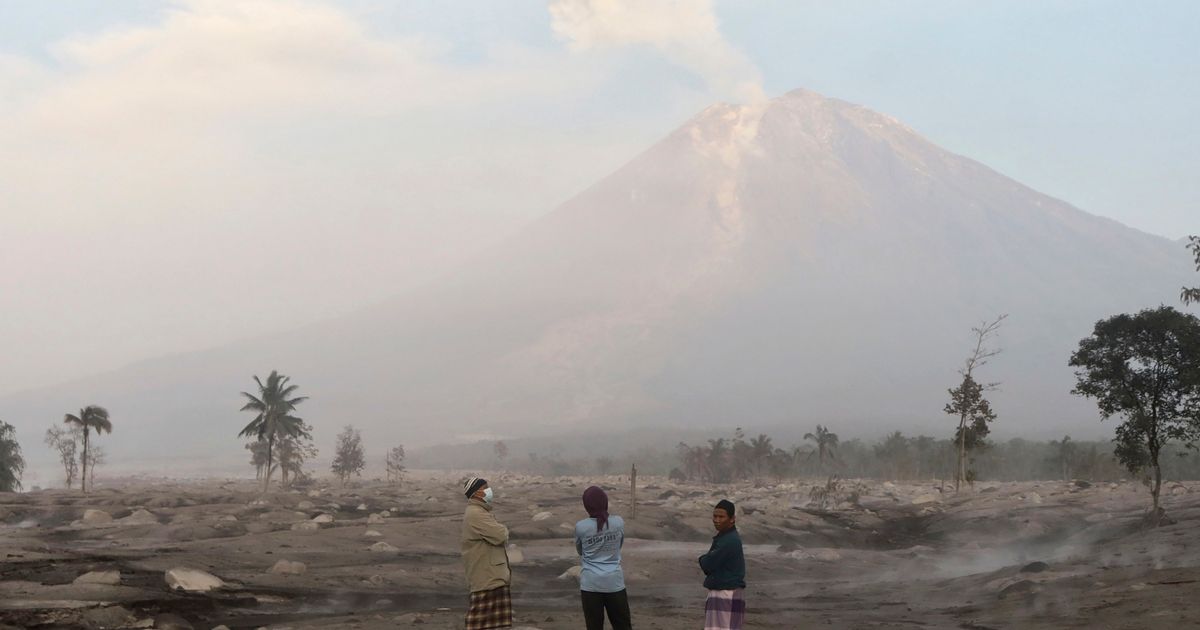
[698,499,745,630]
[461,476,513,630]
[574,486,633,630]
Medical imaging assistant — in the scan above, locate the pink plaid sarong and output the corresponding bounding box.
[704,588,746,630]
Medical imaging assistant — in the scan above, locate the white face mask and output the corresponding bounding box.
[482,487,494,504]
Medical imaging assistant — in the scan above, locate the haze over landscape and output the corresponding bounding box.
[3,3,1200,630]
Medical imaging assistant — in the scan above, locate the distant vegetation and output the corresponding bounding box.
[331,425,365,485]
[238,370,310,492]
[1181,235,1199,305]
[0,421,24,492]
[62,405,112,494]
[386,445,406,485]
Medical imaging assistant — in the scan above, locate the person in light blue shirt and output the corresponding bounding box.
[574,486,632,630]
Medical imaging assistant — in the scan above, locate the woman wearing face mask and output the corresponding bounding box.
[574,486,632,630]
[462,477,513,629]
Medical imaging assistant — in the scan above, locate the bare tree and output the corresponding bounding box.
[386,445,406,485]
[946,314,1006,492]
[86,446,105,489]
[331,425,365,486]
[44,426,80,489]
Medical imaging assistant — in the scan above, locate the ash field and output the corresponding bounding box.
[2,474,1198,629]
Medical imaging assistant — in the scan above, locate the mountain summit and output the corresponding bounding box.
[4,89,1194,468]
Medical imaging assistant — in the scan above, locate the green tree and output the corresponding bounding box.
[804,425,839,472]
[874,431,911,479]
[330,424,365,486]
[1069,306,1200,522]
[238,370,310,493]
[1182,235,1199,305]
[62,405,112,494]
[0,421,24,492]
[946,315,1005,492]
[1049,435,1076,481]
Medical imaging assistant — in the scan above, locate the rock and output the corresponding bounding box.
[74,570,121,585]
[1170,485,1188,496]
[1074,480,1092,489]
[118,509,159,525]
[364,529,383,538]
[165,567,225,592]
[81,509,113,524]
[1020,561,1049,573]
[911,494,939,505]
[270,560,307,575]
[811,549,841,562]
[297,500,315,510]
[369,542,399,552]
[129,619,156,628]
[312,513,335,523]
[507,544,524,564]
[219,514,239,522]
[532,511,553,522]
[558,565,582,580]
[154,613,194,630]
[358,503,369,511]
[80,606,135,628]
[998,579,1037,599]
[1025,492,1043,504]
[394,613,425,624]
[291,521,320,531]
[367,513,386,524]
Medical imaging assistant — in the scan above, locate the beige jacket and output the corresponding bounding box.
[461,499,511,592]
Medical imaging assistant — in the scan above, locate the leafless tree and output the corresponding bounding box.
[44,426,80,489]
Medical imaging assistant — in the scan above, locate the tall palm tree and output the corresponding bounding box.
[238,371,309,492]
[63,405,112,493]
[804,424,839,471]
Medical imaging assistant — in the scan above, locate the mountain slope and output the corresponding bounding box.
[4,89,1195,473]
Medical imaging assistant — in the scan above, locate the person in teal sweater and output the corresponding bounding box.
[698,499,745,630]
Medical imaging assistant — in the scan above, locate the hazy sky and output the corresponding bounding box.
[1,0,1196,396]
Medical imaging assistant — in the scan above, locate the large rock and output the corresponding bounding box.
[153,613,194,630]
[532,511,553,522]
[911,494,939,505]
[118,509,159,525]
[81,509,112,524]
[73,570,121,585]
[291,521,320,531]
[507,544,524,564]
[269,560,307,575]
[367,513,386,524]
[165,567,224,592]
[312,513,335,523]
[364,529,383,538]
[369,542,399,553]
[558,565,582,581]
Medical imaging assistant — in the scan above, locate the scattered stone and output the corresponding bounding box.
[312,513,335,523]
[998,579,1037,599]
[118,509,159,525]
[74,570,121,585]
[358,503,369,511]
[364,529,383,538]
[80,606,135,628]
[1025,492,1043,504]
[558,565,582,580]
[269,560,307,575]
[129,619,155,628]
[154,613,194,630]
[1074,480,1092,489]
[1020,561,1049,573]
[297,500,315,510]
[369,542,399,552]
[911,494,939,505]
[368,513,386,524]
[507,544,524,564]
[165,567,225,592]
[291,521,320,531]
[219,514,239,522]
[394,612,426,624]
[532,511,553,521]
[81,509,113,524]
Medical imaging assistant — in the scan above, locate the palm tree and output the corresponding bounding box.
[63,405,112,493]
[804,424,839,472]
[238,371,309,492]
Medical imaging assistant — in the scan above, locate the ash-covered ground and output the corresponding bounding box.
[2,473,1198,629]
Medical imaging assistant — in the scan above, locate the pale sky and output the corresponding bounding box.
[1,0,1196,396]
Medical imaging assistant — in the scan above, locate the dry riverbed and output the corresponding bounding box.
[2,473,1198,629]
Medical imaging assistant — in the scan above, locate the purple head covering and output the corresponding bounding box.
[582,486,609,532]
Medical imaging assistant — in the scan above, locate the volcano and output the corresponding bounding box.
[4,89,1194,469]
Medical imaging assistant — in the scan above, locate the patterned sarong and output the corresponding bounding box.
[465,585,513,630]
[704,588,746,630]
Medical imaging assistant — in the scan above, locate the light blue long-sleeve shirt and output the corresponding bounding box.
[574,515,626,593]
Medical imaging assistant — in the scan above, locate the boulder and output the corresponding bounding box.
[269,560,307,575]
[1025,492,1043,504]
[165,567,224,592]
[998,579,1037,599]
[358,503,369,511]
[557,565,582,581]
[369,542,399,553]
[507,544,524,564]
[367,513,386,524]
[364,529,383,537]
[81,509,112,524]
[118,509,159,525]
[297,500,315,510]
[312,513,335,523]
[73,570,121,585]
[153,613,194,630]
[911,494,939,505]
[532,511,553,522]
[291,521,320,531]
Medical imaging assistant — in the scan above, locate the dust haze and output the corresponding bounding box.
[2,1,1200,629]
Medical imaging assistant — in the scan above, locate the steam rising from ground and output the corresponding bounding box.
[548,0,766,103]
